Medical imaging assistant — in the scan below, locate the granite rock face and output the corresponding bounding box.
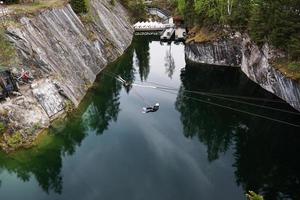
[0,0,133,151]
[7,1,133,107]
[241,37,300,112]
[185,36,242,67]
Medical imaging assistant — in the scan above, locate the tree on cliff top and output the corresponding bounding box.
[70,0,87,14]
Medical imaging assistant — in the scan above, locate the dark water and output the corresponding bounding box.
[0,36,300,200]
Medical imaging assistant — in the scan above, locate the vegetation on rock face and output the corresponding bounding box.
[6,131,23,148]
[0,122,6,135]
[70,0,88,14]
[119,0,146,21]
[246,191,264,200]
[0,28,16,67]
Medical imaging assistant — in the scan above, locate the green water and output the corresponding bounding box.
[0,36,299,200]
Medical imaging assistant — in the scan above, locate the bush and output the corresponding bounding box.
[246,191,264,200]
[0,122,6,134]
[70,0,88,14]
[7,131,23,148]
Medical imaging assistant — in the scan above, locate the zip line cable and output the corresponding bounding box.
[157,88,300,128]
[132,82,300,115]
[142,85,300,115]
[136,80,299,104]
[102,73,300,121]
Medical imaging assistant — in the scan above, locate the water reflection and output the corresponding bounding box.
[234,124,300,200]
[0,37,299,200]
[175,63,300,199]
[164,45,175,79]
[133,36,150,81]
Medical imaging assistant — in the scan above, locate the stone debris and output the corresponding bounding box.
[32,79,66,118]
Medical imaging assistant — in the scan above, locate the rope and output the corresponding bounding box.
[157,88,300,128]
[132,83,300,115]
[102,73,300,122]
[136,80,297,104]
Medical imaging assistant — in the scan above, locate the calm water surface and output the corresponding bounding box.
[0,36,299,200]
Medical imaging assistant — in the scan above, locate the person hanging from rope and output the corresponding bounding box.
[143,103,160,113]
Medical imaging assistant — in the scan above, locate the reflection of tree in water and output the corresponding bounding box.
[133,36,150,81]
[234,123,300,200]
[164,45,175,79]
[176,64,300,199]
[175,65,253,161]
[0,116,89,194]
[0,45,137,195]
[83,46,135,133]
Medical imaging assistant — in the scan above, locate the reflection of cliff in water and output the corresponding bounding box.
[0,46,137,194]
[175,64,300,199]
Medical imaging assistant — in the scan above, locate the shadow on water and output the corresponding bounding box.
[0,36,299,200]
[175,63,300,199]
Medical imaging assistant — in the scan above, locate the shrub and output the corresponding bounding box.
[0,122,6,134]
[7,131,23,148]
[70,0,88,14]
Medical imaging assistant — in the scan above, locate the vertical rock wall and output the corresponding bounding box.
[185,38,242,67]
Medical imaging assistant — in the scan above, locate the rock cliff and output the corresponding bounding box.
[0,0,133,151]
[241,37,300,112]
[185,35,300,112]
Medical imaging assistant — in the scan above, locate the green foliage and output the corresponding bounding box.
[7,132,23,148]
[128,0,146,21]
[246,191,264,200]
[0,122,6,134]
[173,0,300,61]
[0,28,16,67]
[70,0,88,14]
[177,0,186,15]
[119,0,146,21]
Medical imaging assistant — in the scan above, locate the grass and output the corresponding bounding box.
[186,26,222,43]
[0,27,17,67]
[7,0,68,16]
[273,59,300,81]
